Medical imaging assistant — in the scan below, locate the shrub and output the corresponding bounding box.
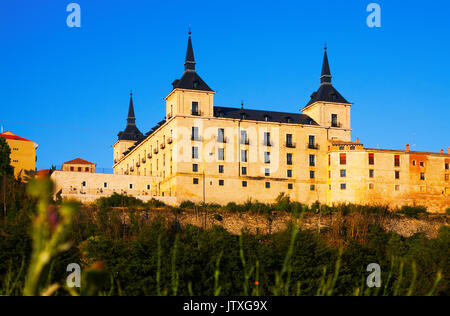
[179,201,197,209]
[398,205,427,218]
[96,193,143,210]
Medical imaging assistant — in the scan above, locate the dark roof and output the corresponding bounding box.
[214,106,318,125]
[171,32,213,92]
[118,92,144,141]
[305,48,350,108]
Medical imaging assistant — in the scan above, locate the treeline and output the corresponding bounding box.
[0,187,448,296]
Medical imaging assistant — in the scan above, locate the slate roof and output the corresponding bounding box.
[305,48,350,108]
[171,32,213,92]
[118,92,145,141]
[214,106,318,125]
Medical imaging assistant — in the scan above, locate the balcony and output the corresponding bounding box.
[136,162,140,168]
[331,122,342,128]
[191,110,201,116]
[114,159,118,164]
[240,138,250,145]
[130,167,135,172]
[264,141,272,147]
[307,143,320,150]
[285,142,296,148]
[217,137,227,144]
[191,135,202,142]
[142,157,146,164]
[147,153,152,159]
[160,143,166,150]
[154,148,159,154]
[167,137,173,144]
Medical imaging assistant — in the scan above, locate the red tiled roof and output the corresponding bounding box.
[63,158,96,165]
[0,131,32,142]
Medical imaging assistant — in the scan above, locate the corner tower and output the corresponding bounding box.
[165,31,215,119]
[302,47,352,141]
[113,92,144,164]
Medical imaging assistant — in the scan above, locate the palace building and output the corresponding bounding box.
[107,32,450,211]
[0,131,38,179]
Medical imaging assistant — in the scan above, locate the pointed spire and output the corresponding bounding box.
[127,91,136,126]
[320,45,332,85]
[184,29,196,71]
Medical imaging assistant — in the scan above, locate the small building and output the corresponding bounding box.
[62,158,96,173]
[0,131,38,179]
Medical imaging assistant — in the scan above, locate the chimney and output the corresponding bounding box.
[441,149,444,154]
[406,144,410,152]
[356,138,359,144]
[448,147,450,154]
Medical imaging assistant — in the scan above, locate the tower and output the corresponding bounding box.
[165,31,215,119]
[302,47,352,141]
[113,92,144,164]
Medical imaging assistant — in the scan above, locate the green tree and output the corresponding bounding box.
[0,137,13,218]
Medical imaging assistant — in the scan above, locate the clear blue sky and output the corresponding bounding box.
[1,0,449,170]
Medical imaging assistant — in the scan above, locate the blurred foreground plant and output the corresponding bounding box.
[23,178,77,296]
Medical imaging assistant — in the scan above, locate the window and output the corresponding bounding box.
[265,182,270,189]
[445,174,449,182]
[217,128,225,143]
[340,153,347,165]
[369,169,374,178]
[241,150,248,162]
[420,173,425,181]
[394,155,400,167]
[328,155,331,166]
[241,130,248,145]
[308,135,316,149]
[395,185,400,191]
[147,185,151,190]
[286,134,293,147]
[219,165,224,174]
[395,171,400,179]
[265,168,270,177]
[129,184,133,189]
[82,181,86,187]
[104,183,108,188]
[192,102,199,115]
[193,164,198,172]
[264,152,270,164]
[78,167,82,172]
[287,153,293,165]
[288,184,293,190]
[192,147,199,159]
[341,183,346,190]
[287,170,292,178]
[85,167,89,172]
[264,132,271,146]
[242,167,247,175]
[445,163,449,170]
[219,180,224,186]
[340,169,346,178]
[310,171,315,179]
[192,127,200,141]
[218,148,225,161]
[264,115,269,122]
[331,114,338,127]
[309,155,315,167]
[369,183,374,190]
[193,178,199,184]
[310,185,315,191]
[412,160,416,166]
[70,167,74,171]
[369,153,374,165]
[242,181,248,187]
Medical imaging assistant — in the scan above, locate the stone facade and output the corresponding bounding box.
[0,131,37,179]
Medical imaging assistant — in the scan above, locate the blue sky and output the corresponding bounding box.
[1,0,449,170]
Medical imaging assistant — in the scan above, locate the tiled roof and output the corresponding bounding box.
[0,131,32,142]
[63,158,96,165]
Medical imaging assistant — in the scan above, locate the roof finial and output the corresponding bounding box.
[324,43,327,51]
[130,89,133,97]
[188,25,191,36]
[320,45,332,85]
[241,100,244,110]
